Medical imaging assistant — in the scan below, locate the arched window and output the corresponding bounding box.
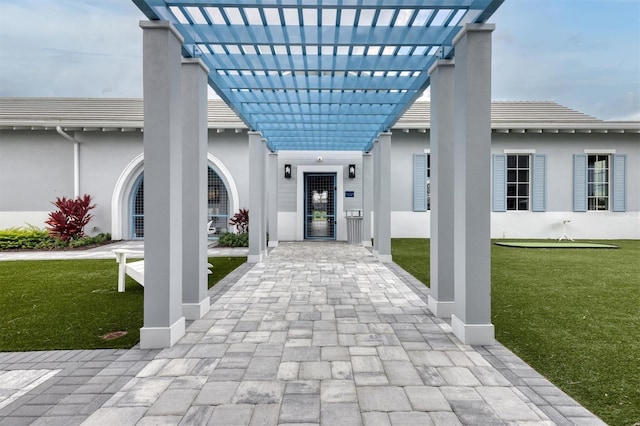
[131,173,144,239]
[130,167,229,239]
[207,167,229,237]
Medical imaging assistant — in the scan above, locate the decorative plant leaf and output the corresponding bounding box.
[228,208,249,234]
[45,194,96,242]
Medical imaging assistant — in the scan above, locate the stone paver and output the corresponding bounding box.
[0,242,607,425]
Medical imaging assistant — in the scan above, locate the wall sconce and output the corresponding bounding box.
[284,164,292,179]
[348,164,356,179]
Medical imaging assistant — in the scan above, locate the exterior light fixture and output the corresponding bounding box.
[284,164,292,179]
[348,164,356,179]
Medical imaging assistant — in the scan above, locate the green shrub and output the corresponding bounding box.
[0,226,111,251]
[68,233,112,248]
[0,226,54,250]
[218,232,249,247]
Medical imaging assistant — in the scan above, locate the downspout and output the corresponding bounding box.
[56,126,80,198]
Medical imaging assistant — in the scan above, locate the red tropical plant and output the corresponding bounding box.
[229,208,249,234]
[45,194,96,242]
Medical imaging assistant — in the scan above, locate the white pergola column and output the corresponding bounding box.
[268,152,279,248]
[180,58,210,320]
[373,132,392,263]
[361,152,373,247]
[451,24,495,345]
[139,20,185,348]
[428,59,456,319]
[248,131,266,263]
[261,144,268,257]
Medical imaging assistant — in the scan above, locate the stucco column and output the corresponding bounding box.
[428,59,456,318]
[261,143,268,257]
[268,152,279,247]
[451,24,495,345]
[362,152,373,247]
[373,132,392,263]
[180,58,210,320]
[139,20,185,348]
[248,131,265,263]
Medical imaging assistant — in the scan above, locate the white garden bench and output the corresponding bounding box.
[113,249,213,292]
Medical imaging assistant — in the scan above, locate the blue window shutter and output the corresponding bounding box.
[413,154,427,212]
[492,155,506,212]
[612,154,627,212]
[573,154,587,212]
[532,154,546,212]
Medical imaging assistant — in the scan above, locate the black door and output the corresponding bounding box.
[304,173,336,240]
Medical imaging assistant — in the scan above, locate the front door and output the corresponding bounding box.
[304,173,336,240]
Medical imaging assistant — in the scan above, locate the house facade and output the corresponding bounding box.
[1,97,638,241]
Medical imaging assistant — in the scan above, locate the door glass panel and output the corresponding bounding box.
[305,173,336,239]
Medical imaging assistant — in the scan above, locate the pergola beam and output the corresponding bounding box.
[133,0,504,151]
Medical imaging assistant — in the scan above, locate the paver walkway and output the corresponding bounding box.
[0,242,605,425]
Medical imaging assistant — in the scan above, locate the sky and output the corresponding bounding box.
[0,0,638,121]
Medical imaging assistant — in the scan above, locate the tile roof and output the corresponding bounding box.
[0,97,637,136]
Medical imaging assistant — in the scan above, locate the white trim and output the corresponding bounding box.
[139,316,185,349]
[296,165,344,241]
[207,153,240,226]
[428,296,454,318]
[584,149,616,154]
[451,315,495,345]
[182,297,211,320]
[111,153,144,240]
[374,251,392,263]
[423,148,430,154]
[111,153,239,240]
[503,148,536,154]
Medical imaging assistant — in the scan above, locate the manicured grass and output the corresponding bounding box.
[0,257,246,352]
[392,238,640,426]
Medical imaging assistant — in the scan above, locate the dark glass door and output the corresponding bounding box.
[304,173,336,240]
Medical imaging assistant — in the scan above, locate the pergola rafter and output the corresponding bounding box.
[133,0,503,151]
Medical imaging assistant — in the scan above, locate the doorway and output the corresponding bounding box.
[304,173,336,240]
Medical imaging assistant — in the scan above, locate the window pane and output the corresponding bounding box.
[518,184,529,196]
[588,183,595,196]
[507,198,516,210]
[518,198,528,210]
[507,155,517,168]
[507,170,517,182]
[133,180,144,214]
[596,184,609,197]
[518,170,529,182]
[133,217,144,238]
[507,184,517,196]
[518,155,529,168]
[597,197,608,210]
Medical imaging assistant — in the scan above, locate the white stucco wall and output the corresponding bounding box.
[1,127,638,240]
[277,151,362,241]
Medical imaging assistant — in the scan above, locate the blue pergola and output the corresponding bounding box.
[133,0,503,151]
[131,0,504,350]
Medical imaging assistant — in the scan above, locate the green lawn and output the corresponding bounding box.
[392,238,640,426]
[0,257,246,352]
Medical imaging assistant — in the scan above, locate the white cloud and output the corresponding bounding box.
[0,0,638,121]
[0,0,144,97]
